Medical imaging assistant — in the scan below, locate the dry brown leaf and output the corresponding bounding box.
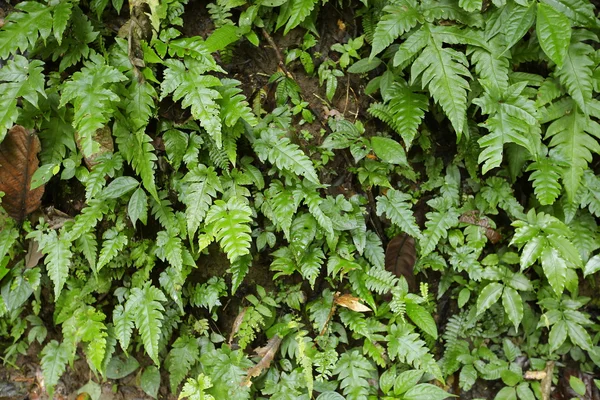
[228,307,248,346]
[459,210,501,244]
[242,335,282,387]
[524,370,547,380]
[76,126,114,168]
[385,234,417,292]
[334,293,371,312]
[25,239,43,269]
[0,125,45,223]
[43,206,73,230]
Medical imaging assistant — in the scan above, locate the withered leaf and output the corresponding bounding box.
[228,307,248,347]
[385,234,417,292]
[334,293,371,312]
[77,126,114,169]
[242,335,282,387]
[0,126,45,222]
[459,210,501,244]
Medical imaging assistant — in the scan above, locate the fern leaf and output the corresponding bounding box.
[40,230,72,299]
[127,80,156,132]
[546,102,600,200]
[151,191,178,231]
[0,56,46,132]
[364,267,398,294]
[411,25,471,136]
[113,304,134,352]
[387,323,443,380]
[536,2,571,67]
[333,349,375,400]
[205,197,253,261]
[299,246,325,288]
[370,0,420,58]
[66,199,109,242]
[0,2,53,59]
[368,82,428,149]
[60,53,126,157]
[166,335,200,393]
[298,183,335,238]
[376,189,421,238]
[421,208,460,256]
[264,180,300,239]
[180,165,222,240]
[217,79,257,127]
[393,25,428,68]
[179,374,215,400]
[97,228,128,273]
[468,44,509,93]
[475,81,540,173]
[156,230,183,270]
[161,59,223,146]
[543,0,596,28]
[580,170,600,218]
[555,38,595,113]
[125,283,167,365]
[283,0,319,35]
[459,0,481,12]
[41,340,70,398]
[527,156,564,205]
[254,127,320,184]
[52,0,72,44]
[364,231,385,269]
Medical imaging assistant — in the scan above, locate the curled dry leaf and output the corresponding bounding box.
[334,293,371,312]
[0,125,45,222]
[242,335,282,387]
[77,126,114,168]
[228,307,248,346]
[385,234,417,292]
[459,210,502,244]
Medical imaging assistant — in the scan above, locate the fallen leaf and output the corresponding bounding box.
[25,239,43,269]
[0,125,45,222]
[385,234,417,292]
[228,307,248,346]
[242,335,282,387]
[459,210,501,244]
[77,126,114,168]
[43,206,73,230]
[334,293,371,312]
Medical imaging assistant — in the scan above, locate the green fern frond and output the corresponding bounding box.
[41,340,70,398]
[161,59,223,146]
[376,189,421,238]
[205,197,253,261]
[217,78,257,127]
[180,165,222,240]
[66,199,109,242]
[166,336,200,393]
[370,0,420,58]
[97,228,128,273]
[420,207,460,256]
[125,283,167,365]
[411,24,471,137]
[127,80,157,132]
[387,323,443,380]
[113,304,134,352]
[365,267,398,294]
[555,35,595,113]
[527,156,564,206]
[264,180,301,239]
[545,101,600,200]
[0,56,46,133]
[368,82,428,149]
[60,53,126,157]
[254,127,320,184]
[282,0,319,35]
[0,2,53,59]
[475,81,540,173]
[299,246,325,288]
[333,349,376,400]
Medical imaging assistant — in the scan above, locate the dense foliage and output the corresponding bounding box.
[1,0,600,398]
